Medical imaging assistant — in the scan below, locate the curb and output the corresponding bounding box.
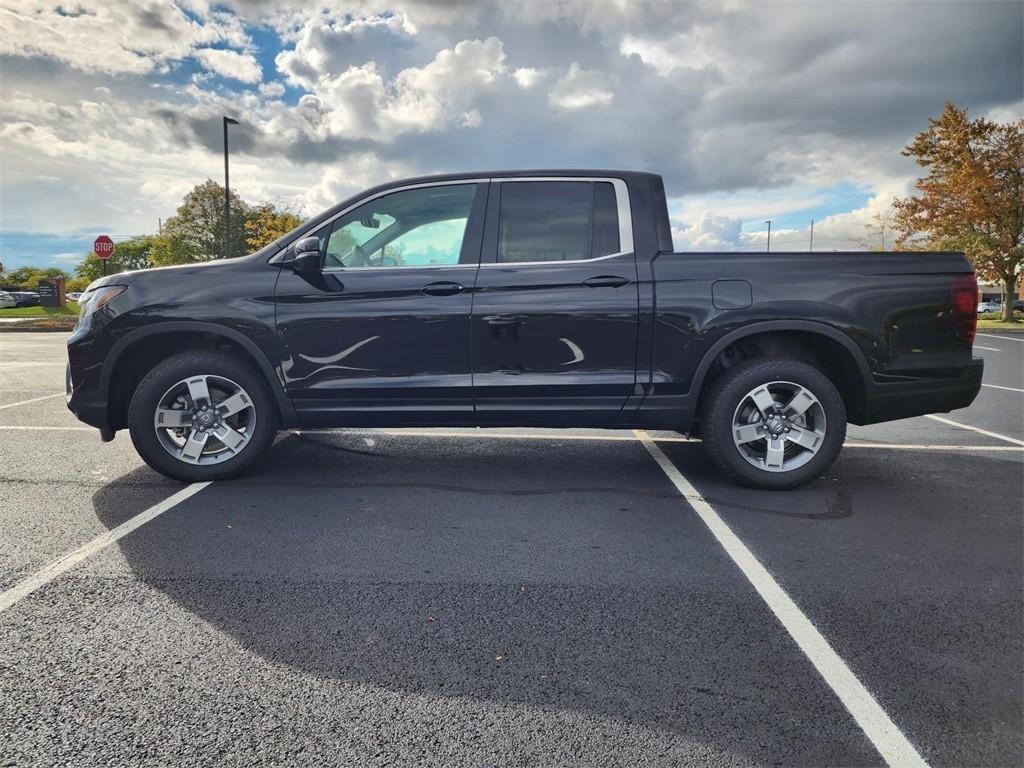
[977,327,1024,334]
[0,325,77,333]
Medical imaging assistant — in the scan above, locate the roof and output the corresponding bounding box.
[280,169,663,250]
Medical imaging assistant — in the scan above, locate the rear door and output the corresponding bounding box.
[274,180,488,426]
[470,177,639,425]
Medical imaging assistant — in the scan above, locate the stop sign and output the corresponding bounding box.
[94,235,114,260]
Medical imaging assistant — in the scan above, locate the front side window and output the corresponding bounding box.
[497,181,622,264]
[322,184,478,268]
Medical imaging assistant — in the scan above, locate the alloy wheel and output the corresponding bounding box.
[731,380,827,473]
[153,374,256,466]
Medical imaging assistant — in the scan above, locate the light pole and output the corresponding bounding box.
[765,220,772,253]
[223,116,239,259]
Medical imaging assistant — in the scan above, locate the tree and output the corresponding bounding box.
[75,236,160,281]
[4,266,69,290]
[894,103,1024,322]
[245,203,304,250]
[856,210,897,251]
[158,180,249,264]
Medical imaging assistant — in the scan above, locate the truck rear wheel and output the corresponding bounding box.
[128,351,277,482]
[701,357,846,489]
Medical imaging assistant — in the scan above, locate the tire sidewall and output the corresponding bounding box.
[703,358,847,489]
[128,352,276,482]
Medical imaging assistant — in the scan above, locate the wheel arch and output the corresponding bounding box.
[691,320,873,426]
[102,321,296,430]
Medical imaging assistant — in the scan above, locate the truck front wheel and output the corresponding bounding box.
[701,357,846,489]
[127,351,277,483]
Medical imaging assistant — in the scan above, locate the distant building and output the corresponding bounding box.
[977,281,1024,302]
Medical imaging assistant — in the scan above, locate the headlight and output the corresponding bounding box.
[78,285,127,318]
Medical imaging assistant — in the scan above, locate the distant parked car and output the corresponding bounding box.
[67,292,84,302]
[1014,299,1024,313]
[0,292,16,309]
[9,291,40,307]
[977,300,1001,314]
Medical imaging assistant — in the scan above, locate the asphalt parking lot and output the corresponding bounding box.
[1,332,1021,767]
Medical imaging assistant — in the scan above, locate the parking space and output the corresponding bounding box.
[1,333,1021,766]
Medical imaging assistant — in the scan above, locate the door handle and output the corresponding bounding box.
[583,275,630,288]
[420,281,464,297]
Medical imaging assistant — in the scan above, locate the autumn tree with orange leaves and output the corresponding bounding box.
[895,103,1023,321]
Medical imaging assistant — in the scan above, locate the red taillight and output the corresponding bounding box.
[951,274,978,343]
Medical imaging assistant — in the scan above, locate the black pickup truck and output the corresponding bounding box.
[67,170,983,488]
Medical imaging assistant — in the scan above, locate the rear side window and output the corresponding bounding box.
[497,181,622,263]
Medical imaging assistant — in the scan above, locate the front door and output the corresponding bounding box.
[470,178,639,426]
[274,181,488,426]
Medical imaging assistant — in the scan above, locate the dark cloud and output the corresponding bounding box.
[242,0,1021,197]
[135,5,177,33]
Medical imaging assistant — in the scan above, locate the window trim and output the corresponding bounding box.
[482,176,634,268]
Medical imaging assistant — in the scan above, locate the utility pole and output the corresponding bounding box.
[223,116,239,259]
[765,220,772,253]
[809,219,814,252]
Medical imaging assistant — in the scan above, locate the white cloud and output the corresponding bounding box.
[513,67,543,88]
[549,63,614,110]
[673,212,743,250]
[259,81,286,98]
[985,100,1024,123]
[385,37,506,130]
[194,48,262,83]
[275,12,416,90]
[620,30,722,76]
[303,155,413,213]
[292,36,507,140]
[0,0,253,76]
[316,63,389,139]
[671,178,915,252]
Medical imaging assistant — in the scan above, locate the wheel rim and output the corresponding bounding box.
[153,374,256,466]
[731,380,827,473]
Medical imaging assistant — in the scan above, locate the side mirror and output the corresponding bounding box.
[290,237,321,276]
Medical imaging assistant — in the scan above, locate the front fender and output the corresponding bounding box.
[101,320,297,427]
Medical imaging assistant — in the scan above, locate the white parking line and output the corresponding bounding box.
[3,362,68,367]
[0,433,299,614]
[634,430,928,768]
[924,415,1024,446]
[0,392,64,411]
[981,383,1024,393]
[0,425,93,431]
[841,442,1023,451]
[0,482,211,614]
[977,333,1024,343]
[973,345,1001,352]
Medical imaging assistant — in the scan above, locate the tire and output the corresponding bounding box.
[128,351,277,482]
[701,357,846,490]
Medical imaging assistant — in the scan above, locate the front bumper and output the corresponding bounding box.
[859,358,984,425]
[65,314,118,435]
[66,360,114,436]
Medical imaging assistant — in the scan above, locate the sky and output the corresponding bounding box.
[0,0,1021,272]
